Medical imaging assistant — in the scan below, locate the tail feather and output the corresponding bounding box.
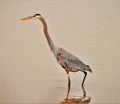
[86,65,92,73]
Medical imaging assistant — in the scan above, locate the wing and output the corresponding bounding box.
[58,48,92,73]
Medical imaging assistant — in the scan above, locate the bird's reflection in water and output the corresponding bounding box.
[60,81,91,104]
[60,97,91,104]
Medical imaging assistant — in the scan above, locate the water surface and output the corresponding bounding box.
[0,0,120,103]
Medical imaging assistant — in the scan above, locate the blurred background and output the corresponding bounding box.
[0,0,120,103]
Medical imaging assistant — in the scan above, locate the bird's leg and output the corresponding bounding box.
[65,75,71,101]
[65,69,71,100]
[81,71,87,98]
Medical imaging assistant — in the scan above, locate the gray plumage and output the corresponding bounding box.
[57,48,92,73]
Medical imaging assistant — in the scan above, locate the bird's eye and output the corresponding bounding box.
[33,14,41,17]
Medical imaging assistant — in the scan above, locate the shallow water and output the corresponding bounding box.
[0,0,120,103]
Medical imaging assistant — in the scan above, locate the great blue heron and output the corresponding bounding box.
[21,14,92,98]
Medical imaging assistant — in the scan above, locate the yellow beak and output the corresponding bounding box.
[20,16,33,20]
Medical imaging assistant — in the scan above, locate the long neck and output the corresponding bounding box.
[39,17,58,55]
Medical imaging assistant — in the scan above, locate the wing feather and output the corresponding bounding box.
[58,48,92,73]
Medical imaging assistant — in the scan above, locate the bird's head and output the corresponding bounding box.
[21,13,42,20]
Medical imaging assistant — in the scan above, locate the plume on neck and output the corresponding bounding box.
[39,16,58,56]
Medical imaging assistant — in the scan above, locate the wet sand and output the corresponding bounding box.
[0,0,120,103]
